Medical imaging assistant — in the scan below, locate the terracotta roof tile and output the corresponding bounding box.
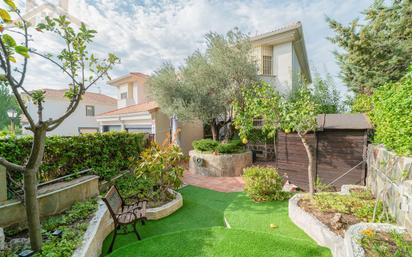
[28,89,117,105]
[98,101,159,117]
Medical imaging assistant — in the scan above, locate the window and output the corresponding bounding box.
[253,118,264,128]
[262,56,272,76]
[120,92,127,100]
[86,105,95,116]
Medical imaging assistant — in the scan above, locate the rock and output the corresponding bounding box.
[0,228,4,250]
[282,180,298,192]
[330,213,343,230]
[8,238,30,253]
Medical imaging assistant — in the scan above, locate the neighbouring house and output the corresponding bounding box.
[21,89,117,135]
[96,72,204,154]
[247,22,311,160]
[250,21,311,95]
[21,0,82,26]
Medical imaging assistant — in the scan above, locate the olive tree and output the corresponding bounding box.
[148,29,258,141]
[0,2,119,251]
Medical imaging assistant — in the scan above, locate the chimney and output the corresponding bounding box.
[26,0,35,12]
[60,0,69,11]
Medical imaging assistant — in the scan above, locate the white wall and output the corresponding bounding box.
[23,99,116,136]
[272,42,293,95]
[291,46,302,92]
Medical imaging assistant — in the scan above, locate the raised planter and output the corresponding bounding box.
[344,223,407,257]
[289,194,345,257]
[74,189,183,257]
[189,150,252,177]
[0,175,99,228]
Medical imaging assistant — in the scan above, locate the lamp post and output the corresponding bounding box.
[7,108,17,134]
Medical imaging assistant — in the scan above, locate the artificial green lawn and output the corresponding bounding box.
[103,186,331,257]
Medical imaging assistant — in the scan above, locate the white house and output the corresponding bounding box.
[250,22,311,95]
[96,72,204,154]
[21,89,117,135]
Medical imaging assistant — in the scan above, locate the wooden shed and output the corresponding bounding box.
[276,113,373,191]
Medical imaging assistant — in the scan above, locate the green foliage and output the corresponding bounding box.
[132,143,184,202]
[315,177,335,192]
[192,139,220,152]
[311,191,388,222]
[0,81,20,129]
[0,132,145,183]
[327,0,412,95]
[281,87,319,135]
[351,93,373,113]
[148,29,258,139]
[243,166,291,202]
[192,139,245,154]
[115,173,156,204]
[370,65,412,156]
[233,81,281,141]
[359,229,412,257]
[311,71,342,114]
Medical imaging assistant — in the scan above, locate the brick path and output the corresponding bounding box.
[183,172,244,193]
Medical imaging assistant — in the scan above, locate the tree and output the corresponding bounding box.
[0,3,119,251]
[281,87,319,195]
[0,81,20,129]
[148,29,258,141]
[311,71,341,114]
[327,0,412,95]
[233,80,281,142]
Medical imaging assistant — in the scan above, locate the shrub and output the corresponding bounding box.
[132,143,184,202]
[243,166,290,202]
[370,64,412,156]
[216,141,243,154]
[192,139,219,152]
[0,132,145,184]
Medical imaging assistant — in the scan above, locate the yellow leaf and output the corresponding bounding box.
[0,25,3,32]
[0,8,12,23]
[4,0,17,11]
[8,55,16,63]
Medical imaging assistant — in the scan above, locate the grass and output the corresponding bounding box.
[103,186,331,257]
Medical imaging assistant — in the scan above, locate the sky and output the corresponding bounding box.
[13,0,372,98]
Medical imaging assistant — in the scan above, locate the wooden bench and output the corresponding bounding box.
[102,185,147,253]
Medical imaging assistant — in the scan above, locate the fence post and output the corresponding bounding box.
[0,165,6,202]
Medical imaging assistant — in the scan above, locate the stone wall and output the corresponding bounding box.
[246,142,275,161]
[189,150,252,177]
[367,144,412,233]
[0,175,99,227]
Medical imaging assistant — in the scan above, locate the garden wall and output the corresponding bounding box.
[366,144,412,233]
[0,175,99,227]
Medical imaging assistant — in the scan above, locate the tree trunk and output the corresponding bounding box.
[24,128,47,251]
[299,133,315,195]
[211,120,218,141]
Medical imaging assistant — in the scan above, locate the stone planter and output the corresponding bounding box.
[289,194,345,257]
[344,223,407,257]
[189,150,252,177]
[74,189,183,257]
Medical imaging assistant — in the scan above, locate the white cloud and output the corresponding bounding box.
[14,0,371,97]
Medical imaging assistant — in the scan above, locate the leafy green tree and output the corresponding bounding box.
[0,81,20,129]
[281,87,319,195]
[0,2,119,250]
[233,80,281,142]
[311,71,341,113]
[327,0,412,95]
[148,29,258,141]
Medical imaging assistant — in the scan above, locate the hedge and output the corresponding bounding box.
[0,132,146,183]
[371,64,412,156]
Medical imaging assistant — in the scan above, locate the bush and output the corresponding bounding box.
[193,138,245,154]
[132,143,184,203]
[0,132,146,183]
[243,166,290,202]
[370,64,412,156]
[192,139,219,152]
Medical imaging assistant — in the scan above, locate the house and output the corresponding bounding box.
[96,72,204,154]
[250,21,311,95]
[21,0,82,26]
[21,89,117,135]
